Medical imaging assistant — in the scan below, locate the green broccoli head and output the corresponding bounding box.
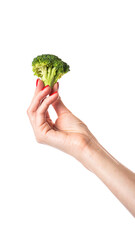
[32,54,70,88]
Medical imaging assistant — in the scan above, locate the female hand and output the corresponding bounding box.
[27,79,135,216]
[27,79,96,159]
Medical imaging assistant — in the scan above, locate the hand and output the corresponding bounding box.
[27,79,135,217]
[27,79,95,159]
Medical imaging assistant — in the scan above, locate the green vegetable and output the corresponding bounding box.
[32,54,70,88]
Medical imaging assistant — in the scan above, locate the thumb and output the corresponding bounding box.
[52,96,70,116]
[52,82,70,116]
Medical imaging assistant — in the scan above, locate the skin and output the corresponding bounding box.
[27,79,135,217]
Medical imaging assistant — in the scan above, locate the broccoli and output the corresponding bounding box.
[32,54,70,88]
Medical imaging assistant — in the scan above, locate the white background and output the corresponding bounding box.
[0,0,135,239]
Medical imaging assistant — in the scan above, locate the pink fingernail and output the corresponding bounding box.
[51,91,57,96]
[42,85,49,91]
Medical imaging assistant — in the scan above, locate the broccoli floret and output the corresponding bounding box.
[32,54,70,88]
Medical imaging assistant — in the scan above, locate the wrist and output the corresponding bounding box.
[78,136,120,175]
[77,136,112,174]
[77,137,100,172]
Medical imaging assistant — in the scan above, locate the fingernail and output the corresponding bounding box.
[42,85,49,91]
[51,91,57,96]
[36,79,39,87]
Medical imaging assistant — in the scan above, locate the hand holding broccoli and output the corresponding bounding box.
[27,79,94,160]
[29,54,96,160]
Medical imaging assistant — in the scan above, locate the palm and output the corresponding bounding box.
[45,108,90,137]
[44,109,92,156]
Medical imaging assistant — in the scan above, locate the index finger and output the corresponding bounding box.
[34,78,45,97]
[29,79,45,106]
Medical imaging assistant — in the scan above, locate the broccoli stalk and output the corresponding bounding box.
[41,66,57,88]
[32,54,70,88]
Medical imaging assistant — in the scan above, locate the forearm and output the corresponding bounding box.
[80,138,135,217]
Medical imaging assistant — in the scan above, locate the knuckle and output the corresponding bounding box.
[27,108,30,116]
[27,107,34,116]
